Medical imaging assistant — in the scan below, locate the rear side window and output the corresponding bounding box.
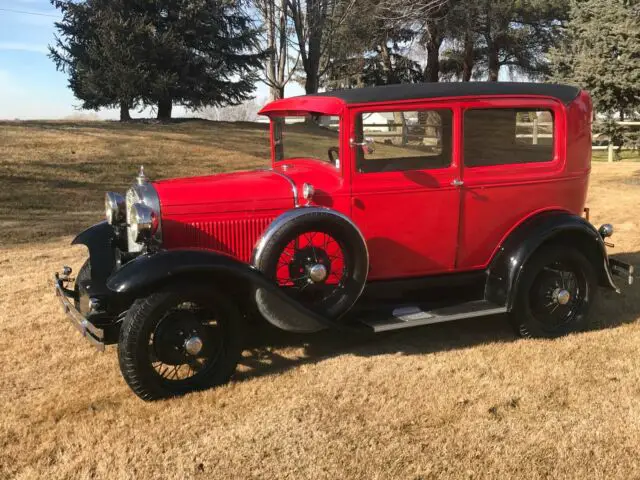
[464,109,554,167]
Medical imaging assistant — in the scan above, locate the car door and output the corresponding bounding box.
[457,98,573,270]
[349,103,462,280]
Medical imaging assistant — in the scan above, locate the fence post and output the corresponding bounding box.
[608,142,614,162]
[532,118,539,145]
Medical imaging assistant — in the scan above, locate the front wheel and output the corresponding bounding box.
[510,245,598,338]
[118,284,244,400]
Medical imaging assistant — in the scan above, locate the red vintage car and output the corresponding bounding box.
[55,82,634,400]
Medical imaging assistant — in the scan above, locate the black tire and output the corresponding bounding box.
[74,260,91,311]
[254,211,368,332]
[509,245,598,338]
[118,284,244,401]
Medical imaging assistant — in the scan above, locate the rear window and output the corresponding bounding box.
[464,109,554,167]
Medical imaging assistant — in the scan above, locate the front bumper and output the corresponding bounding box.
[54,272,106,351]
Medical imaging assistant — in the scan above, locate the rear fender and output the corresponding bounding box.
[106,249,357,331]
[486,211,618,310]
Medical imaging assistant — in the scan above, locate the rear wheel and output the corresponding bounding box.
[118,284,244,400]
[510,245,598,338]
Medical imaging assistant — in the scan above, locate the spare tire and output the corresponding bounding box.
[253,209,369,332]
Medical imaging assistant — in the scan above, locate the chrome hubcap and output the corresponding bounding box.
[184,336,203,356]
[554,288,571,305]
[308,263,328,283]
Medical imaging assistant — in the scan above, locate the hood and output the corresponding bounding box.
[154,170,296,216]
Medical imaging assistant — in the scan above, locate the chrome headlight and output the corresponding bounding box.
[125,167,162,252]
[129,202,159,243]
[105,192,126,225]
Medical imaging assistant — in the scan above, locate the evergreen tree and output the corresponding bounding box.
[143,0,265,119]
[550,0,640,149]
[50,0,265,120]
[50,0,145,121]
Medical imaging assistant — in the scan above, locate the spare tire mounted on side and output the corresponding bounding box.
[253,208,369,332]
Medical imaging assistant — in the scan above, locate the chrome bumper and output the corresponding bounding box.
[610,258,634,286]
[54,272,105,351]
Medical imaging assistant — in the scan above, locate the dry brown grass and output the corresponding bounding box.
[1,121,639,479]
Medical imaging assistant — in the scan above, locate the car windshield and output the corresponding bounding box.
[272,115,340,166]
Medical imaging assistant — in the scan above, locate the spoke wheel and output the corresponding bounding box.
[510,245,597,339]
[149,302,223,383]
[253,211,369,332]
[274,230,350,310]
[529,262,586,330]
[118,285,244,401]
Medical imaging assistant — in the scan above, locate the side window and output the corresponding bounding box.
[355,109,453,173]
[464,108,554,167]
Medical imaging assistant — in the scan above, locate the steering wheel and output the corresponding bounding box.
[328,147,339,165]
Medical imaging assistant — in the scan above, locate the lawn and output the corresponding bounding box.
[0,121,639,479]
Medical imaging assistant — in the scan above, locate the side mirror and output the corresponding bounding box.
[350,137,375,154]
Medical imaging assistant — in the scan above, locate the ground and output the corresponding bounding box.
[0,121,639,479]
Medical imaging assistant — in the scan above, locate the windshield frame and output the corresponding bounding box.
[269,113,342,170]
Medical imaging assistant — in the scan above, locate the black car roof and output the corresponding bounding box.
[308,82,581,105]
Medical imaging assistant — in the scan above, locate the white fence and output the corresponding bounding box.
[592,121,640,162]
[518,120,639,162]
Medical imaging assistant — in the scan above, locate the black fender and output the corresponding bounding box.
[106,249,365,332]
[72,221,116,286]
[485,211,619,310]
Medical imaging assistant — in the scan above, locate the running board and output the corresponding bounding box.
[360,300,507,333]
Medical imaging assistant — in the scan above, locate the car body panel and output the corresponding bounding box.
[152,88,596,280]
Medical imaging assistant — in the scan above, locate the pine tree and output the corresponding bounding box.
[549,0,640,148]
[50,0,145,121]
[143,0,265,119]
[50,0,265,121]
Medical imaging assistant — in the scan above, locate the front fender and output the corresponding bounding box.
[486,211,618,310]
[106,249,361,331]
[72,221,116,285]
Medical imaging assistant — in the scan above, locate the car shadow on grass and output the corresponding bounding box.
[236,251,640,383]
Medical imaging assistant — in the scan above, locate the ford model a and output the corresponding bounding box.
[54,83,634,400]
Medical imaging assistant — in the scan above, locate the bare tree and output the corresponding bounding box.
[251,0,299,100]
[287,0,357,94]
[376,0,451,82]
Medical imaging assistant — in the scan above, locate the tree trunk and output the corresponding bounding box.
[304,72,319,94]
[119,101,131,122]
[423,35,442,83]
[265,0,277,101]
[487,43,499,81]
[271,85,285,100]
[157,98,172,120]
[380,42,398,84]
[462,35,474,82]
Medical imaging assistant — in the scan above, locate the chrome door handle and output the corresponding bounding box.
[451,178,464,187]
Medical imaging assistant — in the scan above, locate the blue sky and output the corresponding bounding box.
[0,0,303,120]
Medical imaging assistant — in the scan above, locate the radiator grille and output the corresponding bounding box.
[183,217,274,263]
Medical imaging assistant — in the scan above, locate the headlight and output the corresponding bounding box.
[105,192,125,225]
[129,202,159,243]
